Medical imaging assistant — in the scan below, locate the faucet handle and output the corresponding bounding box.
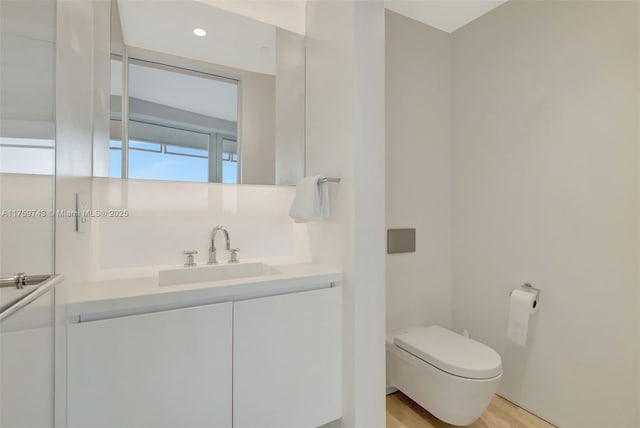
[229,248,240,264]
[184,250,198,267]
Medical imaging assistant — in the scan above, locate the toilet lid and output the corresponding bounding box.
[393,326,502,379]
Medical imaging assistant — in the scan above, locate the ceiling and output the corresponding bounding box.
[116,0,508,78]
[193,0,506,35]
[111,60,238,122]
[195,0,306,35]
[384,0,508,33]
[117,0,277,75]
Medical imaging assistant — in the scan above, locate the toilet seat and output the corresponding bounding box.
[393,325,502,379]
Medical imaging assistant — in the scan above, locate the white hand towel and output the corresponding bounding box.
[289,175,330,223]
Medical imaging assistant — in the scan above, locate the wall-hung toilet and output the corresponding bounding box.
[386,325,502,426]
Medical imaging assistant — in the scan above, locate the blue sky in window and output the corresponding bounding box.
[129,150,208,182]
[109,142,238,184]
[222,161,237,184]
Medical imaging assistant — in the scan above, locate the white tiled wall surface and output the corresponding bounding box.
[87,178,310,280]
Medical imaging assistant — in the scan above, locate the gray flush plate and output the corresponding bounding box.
[387,228,416,254]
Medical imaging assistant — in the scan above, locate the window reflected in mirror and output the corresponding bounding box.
[0,138,54,175]
[99,0,306,186]
[0,0,55,176]
[108,58,238,183]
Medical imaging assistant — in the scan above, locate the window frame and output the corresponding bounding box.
[111,54,240,184]
[109,124,236,183]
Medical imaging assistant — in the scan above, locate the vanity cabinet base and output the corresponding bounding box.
[67,285,342,427]
[68,302,233,428]
[233,287,342,427]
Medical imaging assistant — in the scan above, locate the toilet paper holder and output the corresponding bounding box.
[509,283,540,308]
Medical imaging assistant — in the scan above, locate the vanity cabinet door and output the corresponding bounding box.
[68,302,232,428]
[233,287,342,428]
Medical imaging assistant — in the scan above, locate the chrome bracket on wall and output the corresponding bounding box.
[509,282,541,310]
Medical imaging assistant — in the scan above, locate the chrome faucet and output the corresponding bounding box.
[208,225,240,264]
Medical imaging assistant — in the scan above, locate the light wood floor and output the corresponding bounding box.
[387,392,555,428]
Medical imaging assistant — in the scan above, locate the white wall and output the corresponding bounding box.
[305,0,386,426]
[56,0,96,283]
[385,10,452,332]
[451,2,640,426]
[239,72,276,185]
[196,0,306,36]
[87,178,310,280]
[55,1,111,425]
[275,28,306,186]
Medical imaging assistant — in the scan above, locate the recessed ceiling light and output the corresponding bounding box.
[193,28,206,37]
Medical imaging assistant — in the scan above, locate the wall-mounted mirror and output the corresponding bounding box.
[0,0,56,276]
[0,3,56,425]
[94,0,306,186]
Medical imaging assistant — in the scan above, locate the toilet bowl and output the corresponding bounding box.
[386,325,502,426]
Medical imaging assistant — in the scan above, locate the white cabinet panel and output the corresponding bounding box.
[68,302,232,428]
[233,287,342,428]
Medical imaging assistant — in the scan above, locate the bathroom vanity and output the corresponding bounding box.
[65,263,342,428]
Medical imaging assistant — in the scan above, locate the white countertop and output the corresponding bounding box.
[66,263,342,322]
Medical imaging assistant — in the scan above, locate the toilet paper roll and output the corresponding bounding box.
[507,289,537,346]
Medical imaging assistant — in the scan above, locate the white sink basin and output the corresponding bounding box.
[159,263,281,287]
